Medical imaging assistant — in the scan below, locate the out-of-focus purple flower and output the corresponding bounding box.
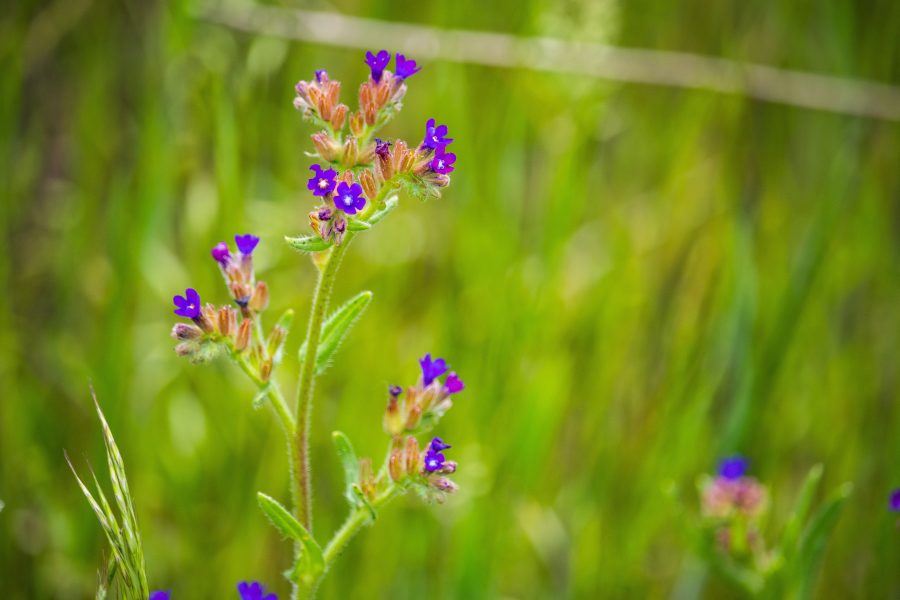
[365,50,391,82]
[149,592,171,600]
[890,488,900,512]
[430,437,451,452]
[702,475,766,518]
[333,181,366,215]
[430,148,456,174]
[237,581,277,600]
[308,164,337,197]
[419,353,448,386]
[211,241,231,265]
[173,288,201,319]
[395,54,421,79]
[718,456,749,480]
[389,385,403,397]
[234,234,260,256]
[374,138,391,159]
[422,118,453,150]
[315,69,328,83]
[444,372,464,394]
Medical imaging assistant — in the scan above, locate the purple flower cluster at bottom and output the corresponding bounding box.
[149,581,276,600]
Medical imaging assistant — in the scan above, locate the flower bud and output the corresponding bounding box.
[404,436,420,475]
[171,322,203,340]
[235,319,252,352]
[330,104,348,131]
[430,477,459,493]
[250,281,269,312]
[383,395,405,436]
[311,131,341,162]
[388,450,404,482]
[349,112,365,137]
[359,169,377,201]
[405,402,422,431]
[391,140,409,174]
[359,458,376,499]
[217,307,233,336]
[342,137,359,166]
[259,358,273,382]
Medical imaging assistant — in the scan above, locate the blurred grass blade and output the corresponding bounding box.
[780,464,824,559]
[332,431,360,507]
[285,234,331,253]
[793,482,853,599]
[299,291,372,375]
[257,492,325,588]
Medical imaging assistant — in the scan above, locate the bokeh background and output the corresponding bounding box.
[3,0,900,597]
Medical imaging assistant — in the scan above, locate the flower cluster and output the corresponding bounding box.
[294,50,457,248]
[699,456,768,557]
[387,435,459,503]
[171,235,291,379]
[383,353,464,436]
[150,581,276,600]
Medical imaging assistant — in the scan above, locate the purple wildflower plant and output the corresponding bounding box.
[237,581,277,600]
[333,181,366,215]
[307,164,337,197]
[173,288,201,319]
[718,455,749,480]
[419,353,448,386]
[235,234,260,256]
[395,53,421,79]
[365,49,391,82]
[422,118,453,151]
[890,488,900,512]
[430,147,456,174]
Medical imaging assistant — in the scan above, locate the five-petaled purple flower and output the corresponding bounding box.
[424,437,451,472]
[149,592,171,600]
[307,164,337,197]
[430,147,456,174]
[173,288,201,319]
[718,455,749,480]
[234,234,260,256]
[365,50,391,83]
[422,118,453,151]
[395,54,421,79]
[211,241,230,265]
[333,181,366,215]
[419,353,448,386]
[890,488,900,512]
[444,372,465,394]
[237,581,277,600]
[374,138,391,159]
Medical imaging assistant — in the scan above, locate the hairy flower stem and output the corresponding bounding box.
[322,484,401,565]
[294,236,353,531]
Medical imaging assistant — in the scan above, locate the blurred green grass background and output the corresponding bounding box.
[2,0,900,597]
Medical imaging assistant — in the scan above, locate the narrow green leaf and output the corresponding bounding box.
[299,291,373,375]
[257,492,325,588]
[793,482,853,599]
[347,218,371,231]
[366,195,398,225]
[332,431,360,507]
[285,234,331,253]
[781,464,823,560]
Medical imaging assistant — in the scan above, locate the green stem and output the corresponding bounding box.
[322,484,401,566]
[293,236,353,531]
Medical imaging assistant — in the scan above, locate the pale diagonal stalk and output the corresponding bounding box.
[294,235,352,531]
[322,484,402,566]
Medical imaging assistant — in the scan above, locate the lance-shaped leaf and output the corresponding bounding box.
[257,492,325,589]
[285,234,331,253]
[792,482,853,599]
[299,291,373,375]
[332,431,360,507]
[347,219,372,231]
[780,464,823,560]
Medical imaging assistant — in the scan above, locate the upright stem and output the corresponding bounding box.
[293,236,352,531]
[322,484,401,565]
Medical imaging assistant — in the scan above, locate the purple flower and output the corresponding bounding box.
[150,592,171,600]
[890,488,900,512]
[173,288,201,319]
[430,437,451,452]
[333,181,366,215]
[430,148,456,174]
[444,372,464,394]
[395,54,421,79]
[211,241,230,265]
[374,138,391,159]
[718,455,749,480]
[307,164,337,197]
[237,581,277,600]
[365,50,391,82]
[234,234,260,256]
[422,118,453,150]
[315,69,327,83]
[419,353,448,386]
[424,450,446,472]
[389,385,403,397]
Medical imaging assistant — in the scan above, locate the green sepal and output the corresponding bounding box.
[299,291,372,375]
[285,234,331,253]
[256,492,325,588]
[332,431,360,507]
[347,219,372,231]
